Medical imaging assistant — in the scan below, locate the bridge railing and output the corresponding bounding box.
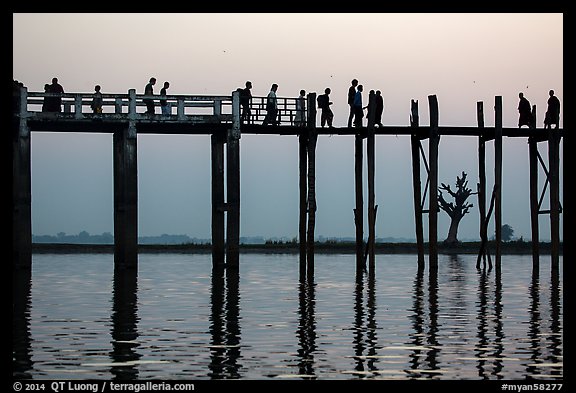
[21,88,308,126]
[243,96,307,126]
[24,90,235,123]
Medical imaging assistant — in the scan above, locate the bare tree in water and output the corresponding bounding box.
[438,171,477,245]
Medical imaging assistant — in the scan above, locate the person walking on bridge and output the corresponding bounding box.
[544,89,560,129]
[353,84,364,127]
[262,83,279,126]
[48,77,64,112]
[144,77,156,115]
[91,85,103,114]
[295,89,306,127]
[375,90,384,128]
[240,81,253,124]
[347,78,359,127]
[317,87,334,128]
[517,92,532,128]
[160,81,170,116]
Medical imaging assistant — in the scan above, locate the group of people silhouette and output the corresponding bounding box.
[239,78,385,129]
[40,77,64,112]
[518,90,561,129]
[34,76,561,130]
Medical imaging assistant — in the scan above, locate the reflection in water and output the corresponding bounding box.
[13,254,563,380]
[425,266,440,376]
[12,270,33,379]
[526,267,563,378]
[351,269,379,376]
[475,265,504,379]
[296,272,317,377]
[408,266,440,378]
[208,266,242,379]
[527,267,541,377]
[110,269,141,380]
[547,269,562,377]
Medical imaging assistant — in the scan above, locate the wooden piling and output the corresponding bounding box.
[12,85,32,269]
[306,131,317,273]
[528,136,539,265]
[477,102,487,268]
[305,93,317,274]
[354,133,364,270]
[299,130,308,275]
[211,132,226,265]
[548,128,560,270]
[226,91,241,268]
[428,95,439,270]
[410,100,425,268]
[494,96,503,269]
[366,90,376,270]
[113,120,138,269]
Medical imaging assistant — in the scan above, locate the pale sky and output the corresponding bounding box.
[13,13,563,241]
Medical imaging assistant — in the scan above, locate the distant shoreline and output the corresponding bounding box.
[32,241,561,255]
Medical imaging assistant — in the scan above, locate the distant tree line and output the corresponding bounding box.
[32,231,209,245]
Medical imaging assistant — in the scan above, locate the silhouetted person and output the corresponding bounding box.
[365,89,375,125]
[353,84,364,127]
[518,92,532,128]
[91,85,103,114]
[317,87,334,128]
[144,77,156,114]
[295,89,306,127]
[49,77,64,112]
[544,89,560,129]
[347,78,359,127]
[262,83,278,126]
[375,90,384,127]
[160,81,170,116]
[42,83,51,112]
[240,81,252,124]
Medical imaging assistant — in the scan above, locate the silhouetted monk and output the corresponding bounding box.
[517,92,532,128]
[544,89,560,129]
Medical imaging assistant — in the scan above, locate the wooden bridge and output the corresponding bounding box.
[12,85,563,274]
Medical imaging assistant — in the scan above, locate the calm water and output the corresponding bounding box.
[13,253,563,380]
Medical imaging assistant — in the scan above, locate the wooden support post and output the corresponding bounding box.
[306,132,317,274]
[528,136,540,266]
[366,90,376,270]
[305,93,317,274]
[226,91,241,269]
[548,128,560,270]
[354,133,364,270]
[476,101,489,268]
[299,131,308,276]
[428,95,439,270]
[12,85,32,269]
[113,119,138,270]
[410,99,425,268]
[211,133,226,266]
[494,96,503,269]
